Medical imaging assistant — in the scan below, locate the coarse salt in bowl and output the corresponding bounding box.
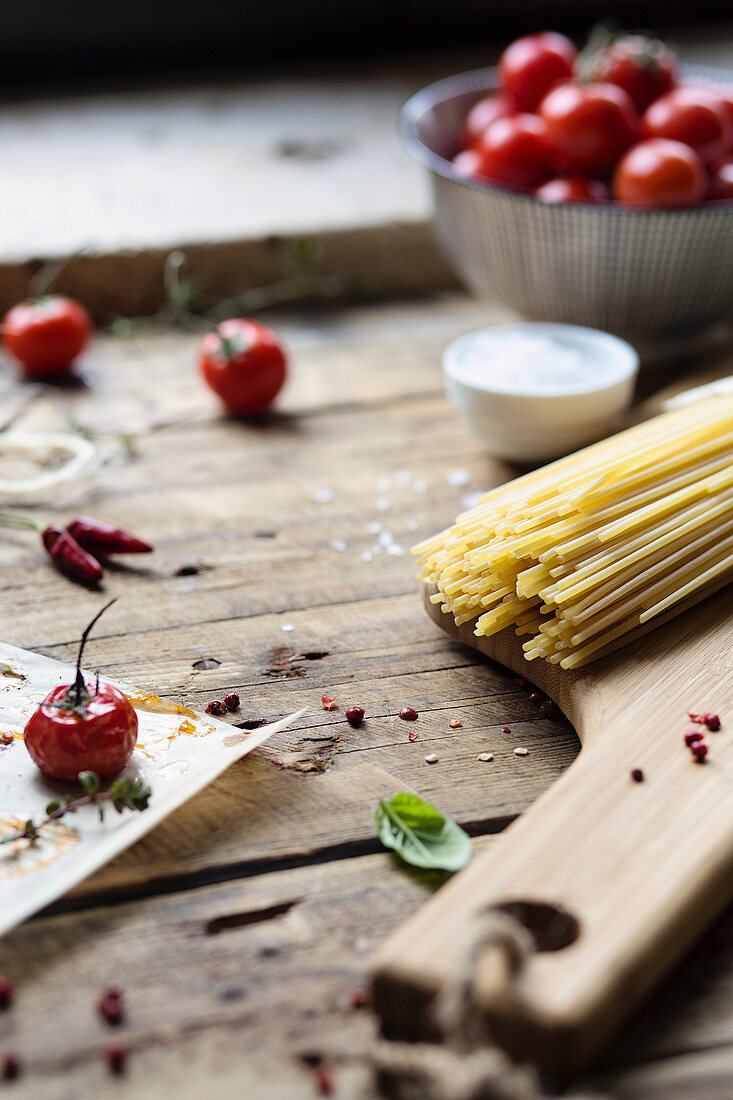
[443,322,639,463]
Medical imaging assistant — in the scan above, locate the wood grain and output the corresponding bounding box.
[1,292,732,1096]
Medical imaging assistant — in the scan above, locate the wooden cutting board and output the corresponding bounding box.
[370,580,733,1073]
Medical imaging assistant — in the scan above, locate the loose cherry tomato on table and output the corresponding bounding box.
[641,87,731,164]
[535,176,609,203]
[2,296,92,377]
[199,318,287,415]
[498,32,577,112]
[474,114,557,189]
[24,602,137,782]
[539,82,639,173]
[589,35,677,113]
[708,158,733,201]
[463,93,515,146]
[613,138,707,207]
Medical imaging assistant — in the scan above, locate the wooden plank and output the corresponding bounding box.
[1,843,733,1099]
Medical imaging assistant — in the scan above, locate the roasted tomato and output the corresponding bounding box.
[589,35,677,113]
[613,138,707,207]
[474,114,557,189]
[199,318,287,415]
[463,93,516,146]
[535,175,609,203]
[539,81,639,173]
[24,602,137,782]
[2,296,93,377]
[641,87,732,164]
[498,32,577,112]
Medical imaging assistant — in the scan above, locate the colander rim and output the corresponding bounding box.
[399,62,733,214]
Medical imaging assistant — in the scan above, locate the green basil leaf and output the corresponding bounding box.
[375,793,472,872]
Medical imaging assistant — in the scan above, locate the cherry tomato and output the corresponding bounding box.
[25,682,138,781]
[535,176,609,203]
[2,296,92,377]
[539,82,639,173]
[695,86,733,153]
[498,32,576,112]
[463,93,516,146]
[474,114,557,189]
[199,319,287,415]
[613,139,707,207]
[589,35,677,113]
[641,87,731,164]
[708,158,733,201]
[451,148,484,180]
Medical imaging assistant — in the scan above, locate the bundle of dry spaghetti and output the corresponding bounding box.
[415,394,733,669]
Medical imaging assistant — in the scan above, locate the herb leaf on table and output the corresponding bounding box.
[375,793,472,872]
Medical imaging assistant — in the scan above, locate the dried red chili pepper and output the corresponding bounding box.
[42,525,103,586]
[67,516,152,556]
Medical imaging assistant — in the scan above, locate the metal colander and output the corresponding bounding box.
[400,65,733,339]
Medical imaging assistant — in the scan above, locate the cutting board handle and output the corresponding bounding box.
[371,682,733,1072]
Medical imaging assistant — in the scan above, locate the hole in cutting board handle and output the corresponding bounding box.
[489,901,580,952]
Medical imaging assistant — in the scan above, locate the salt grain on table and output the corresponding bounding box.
[376,497,390,511]
[378,476,391,492]
[367,521,382,535]
[425,753,439,764]
[413,479,428,494]
[361,550,373,562]
[314,488,334,503]
[447,469,470,488]
[407,519,419,531]
[281,623,294,632]
[477,752,494,762]
[461,491,482,510]
[514,746,529,756]
[329,538,348,552]
[378,531,394,547]
[386,544,404,556]
[396,470,411,486]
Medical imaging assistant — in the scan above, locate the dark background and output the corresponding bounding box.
[4,0,732,86]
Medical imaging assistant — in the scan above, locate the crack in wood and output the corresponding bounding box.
[205,897,301,935]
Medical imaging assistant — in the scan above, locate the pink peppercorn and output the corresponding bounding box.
[630,768,644,783]
[1,1054,20,1081]
[528,692,544,705]
[0,978,13,1010]
[501,726,511,734]
[99,990,125,1027]
[345,706,364,728]
[408,730,418,742]
[540,699,556,717]
[515,676,527,688]
[106,1042,127,1076]
[313,1067,335,1095]
[692,743,709,763]
[224,692,240,712]
[684,730,704,747]
[348,987,368,1009]
[206,700,225,716]
[398,706,418,721]
[704,713,721,732]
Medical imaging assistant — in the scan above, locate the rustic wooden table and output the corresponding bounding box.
[0,292,732,1099]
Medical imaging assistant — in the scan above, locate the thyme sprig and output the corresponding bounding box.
[0,772,151,847]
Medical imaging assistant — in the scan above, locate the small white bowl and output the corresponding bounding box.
[443,322,639,464]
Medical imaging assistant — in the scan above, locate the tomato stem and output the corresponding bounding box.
[64,598,117,712]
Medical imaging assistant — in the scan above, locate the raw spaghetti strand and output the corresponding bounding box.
[414,395,733,669]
